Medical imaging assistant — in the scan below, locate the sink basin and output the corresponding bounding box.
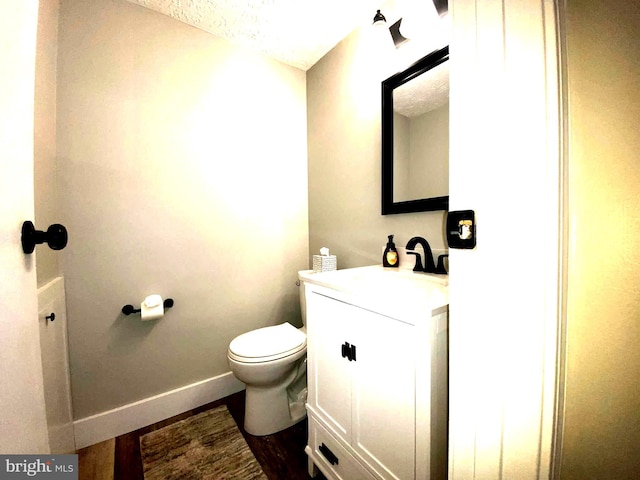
[299,265,448,323]
[342,265,448,285]
[300,265,447,288]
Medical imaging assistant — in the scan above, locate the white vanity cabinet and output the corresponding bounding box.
[301,266,449,480]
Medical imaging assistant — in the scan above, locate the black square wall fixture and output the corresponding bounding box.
[447,210,476,249]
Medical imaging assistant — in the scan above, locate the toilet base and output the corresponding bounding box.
[228,333,308,437]
[244,384,307,436]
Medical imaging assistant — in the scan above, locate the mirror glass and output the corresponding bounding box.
[382,46,449,214]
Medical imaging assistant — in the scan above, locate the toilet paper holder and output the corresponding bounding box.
[122,298,174,316]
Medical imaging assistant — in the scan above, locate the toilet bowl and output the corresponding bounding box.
[227,271,311,436]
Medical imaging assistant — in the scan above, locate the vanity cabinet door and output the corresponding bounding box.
[351,305,416,480]
[307,289,417,480]
[307,291,354,440]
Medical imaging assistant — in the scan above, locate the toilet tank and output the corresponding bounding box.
[298,270,313,327]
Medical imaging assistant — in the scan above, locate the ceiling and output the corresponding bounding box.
[125,0,414,71]
[394,60,449,117]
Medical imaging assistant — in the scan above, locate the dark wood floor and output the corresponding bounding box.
[113,390,326,480]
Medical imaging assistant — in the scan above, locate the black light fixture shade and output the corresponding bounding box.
[373,10,408,48]
[433,0,449,15]
[372,9,386,24]
[390,19,408,47]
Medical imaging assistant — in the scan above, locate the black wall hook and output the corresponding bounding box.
[21,221,68,254]
[122,298,174,316]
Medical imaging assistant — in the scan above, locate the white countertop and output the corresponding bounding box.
[300,265,448,324]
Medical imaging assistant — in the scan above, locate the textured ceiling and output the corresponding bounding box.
[125,0,400,71]
[394,60,449,117]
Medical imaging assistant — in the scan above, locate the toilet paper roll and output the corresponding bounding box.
[141,294,164,321]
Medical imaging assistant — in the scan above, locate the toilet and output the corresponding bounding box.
[227,270,310,436]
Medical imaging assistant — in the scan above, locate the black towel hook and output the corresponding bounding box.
[21,221,68,254]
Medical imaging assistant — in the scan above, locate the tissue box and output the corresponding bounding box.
[313,255,337,272]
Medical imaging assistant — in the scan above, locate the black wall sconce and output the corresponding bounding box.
[373,0,448,48]
[21,221,68,254]
[373,10,408,48]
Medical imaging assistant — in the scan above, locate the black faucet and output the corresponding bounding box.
[405,236,437,274]
[436,254,448,274]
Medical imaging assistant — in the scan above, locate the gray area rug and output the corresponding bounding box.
[140,405,267,480]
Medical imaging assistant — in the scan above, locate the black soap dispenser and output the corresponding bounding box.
[383,234,399,268]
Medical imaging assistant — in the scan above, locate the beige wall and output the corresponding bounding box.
[57,0,308,419]
[307,25,447,269]
[408,103,449,200]
[393,103,449,202]
[561,0,640,476]
[34,0,61,287]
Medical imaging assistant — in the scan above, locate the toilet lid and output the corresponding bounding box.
[229,322,306,360]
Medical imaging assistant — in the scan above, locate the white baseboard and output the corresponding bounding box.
[73,372,245,449]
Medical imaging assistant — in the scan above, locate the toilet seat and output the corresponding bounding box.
[228,322,306,363]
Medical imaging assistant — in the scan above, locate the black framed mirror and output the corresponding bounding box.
[382,46,449,215]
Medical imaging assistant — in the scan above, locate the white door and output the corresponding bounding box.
[448,0,562,478]
[0,0,50,454]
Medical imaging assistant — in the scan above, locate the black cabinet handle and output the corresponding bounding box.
[341,342,357,361]
[45,313,55,322]
[319,443,339,465]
